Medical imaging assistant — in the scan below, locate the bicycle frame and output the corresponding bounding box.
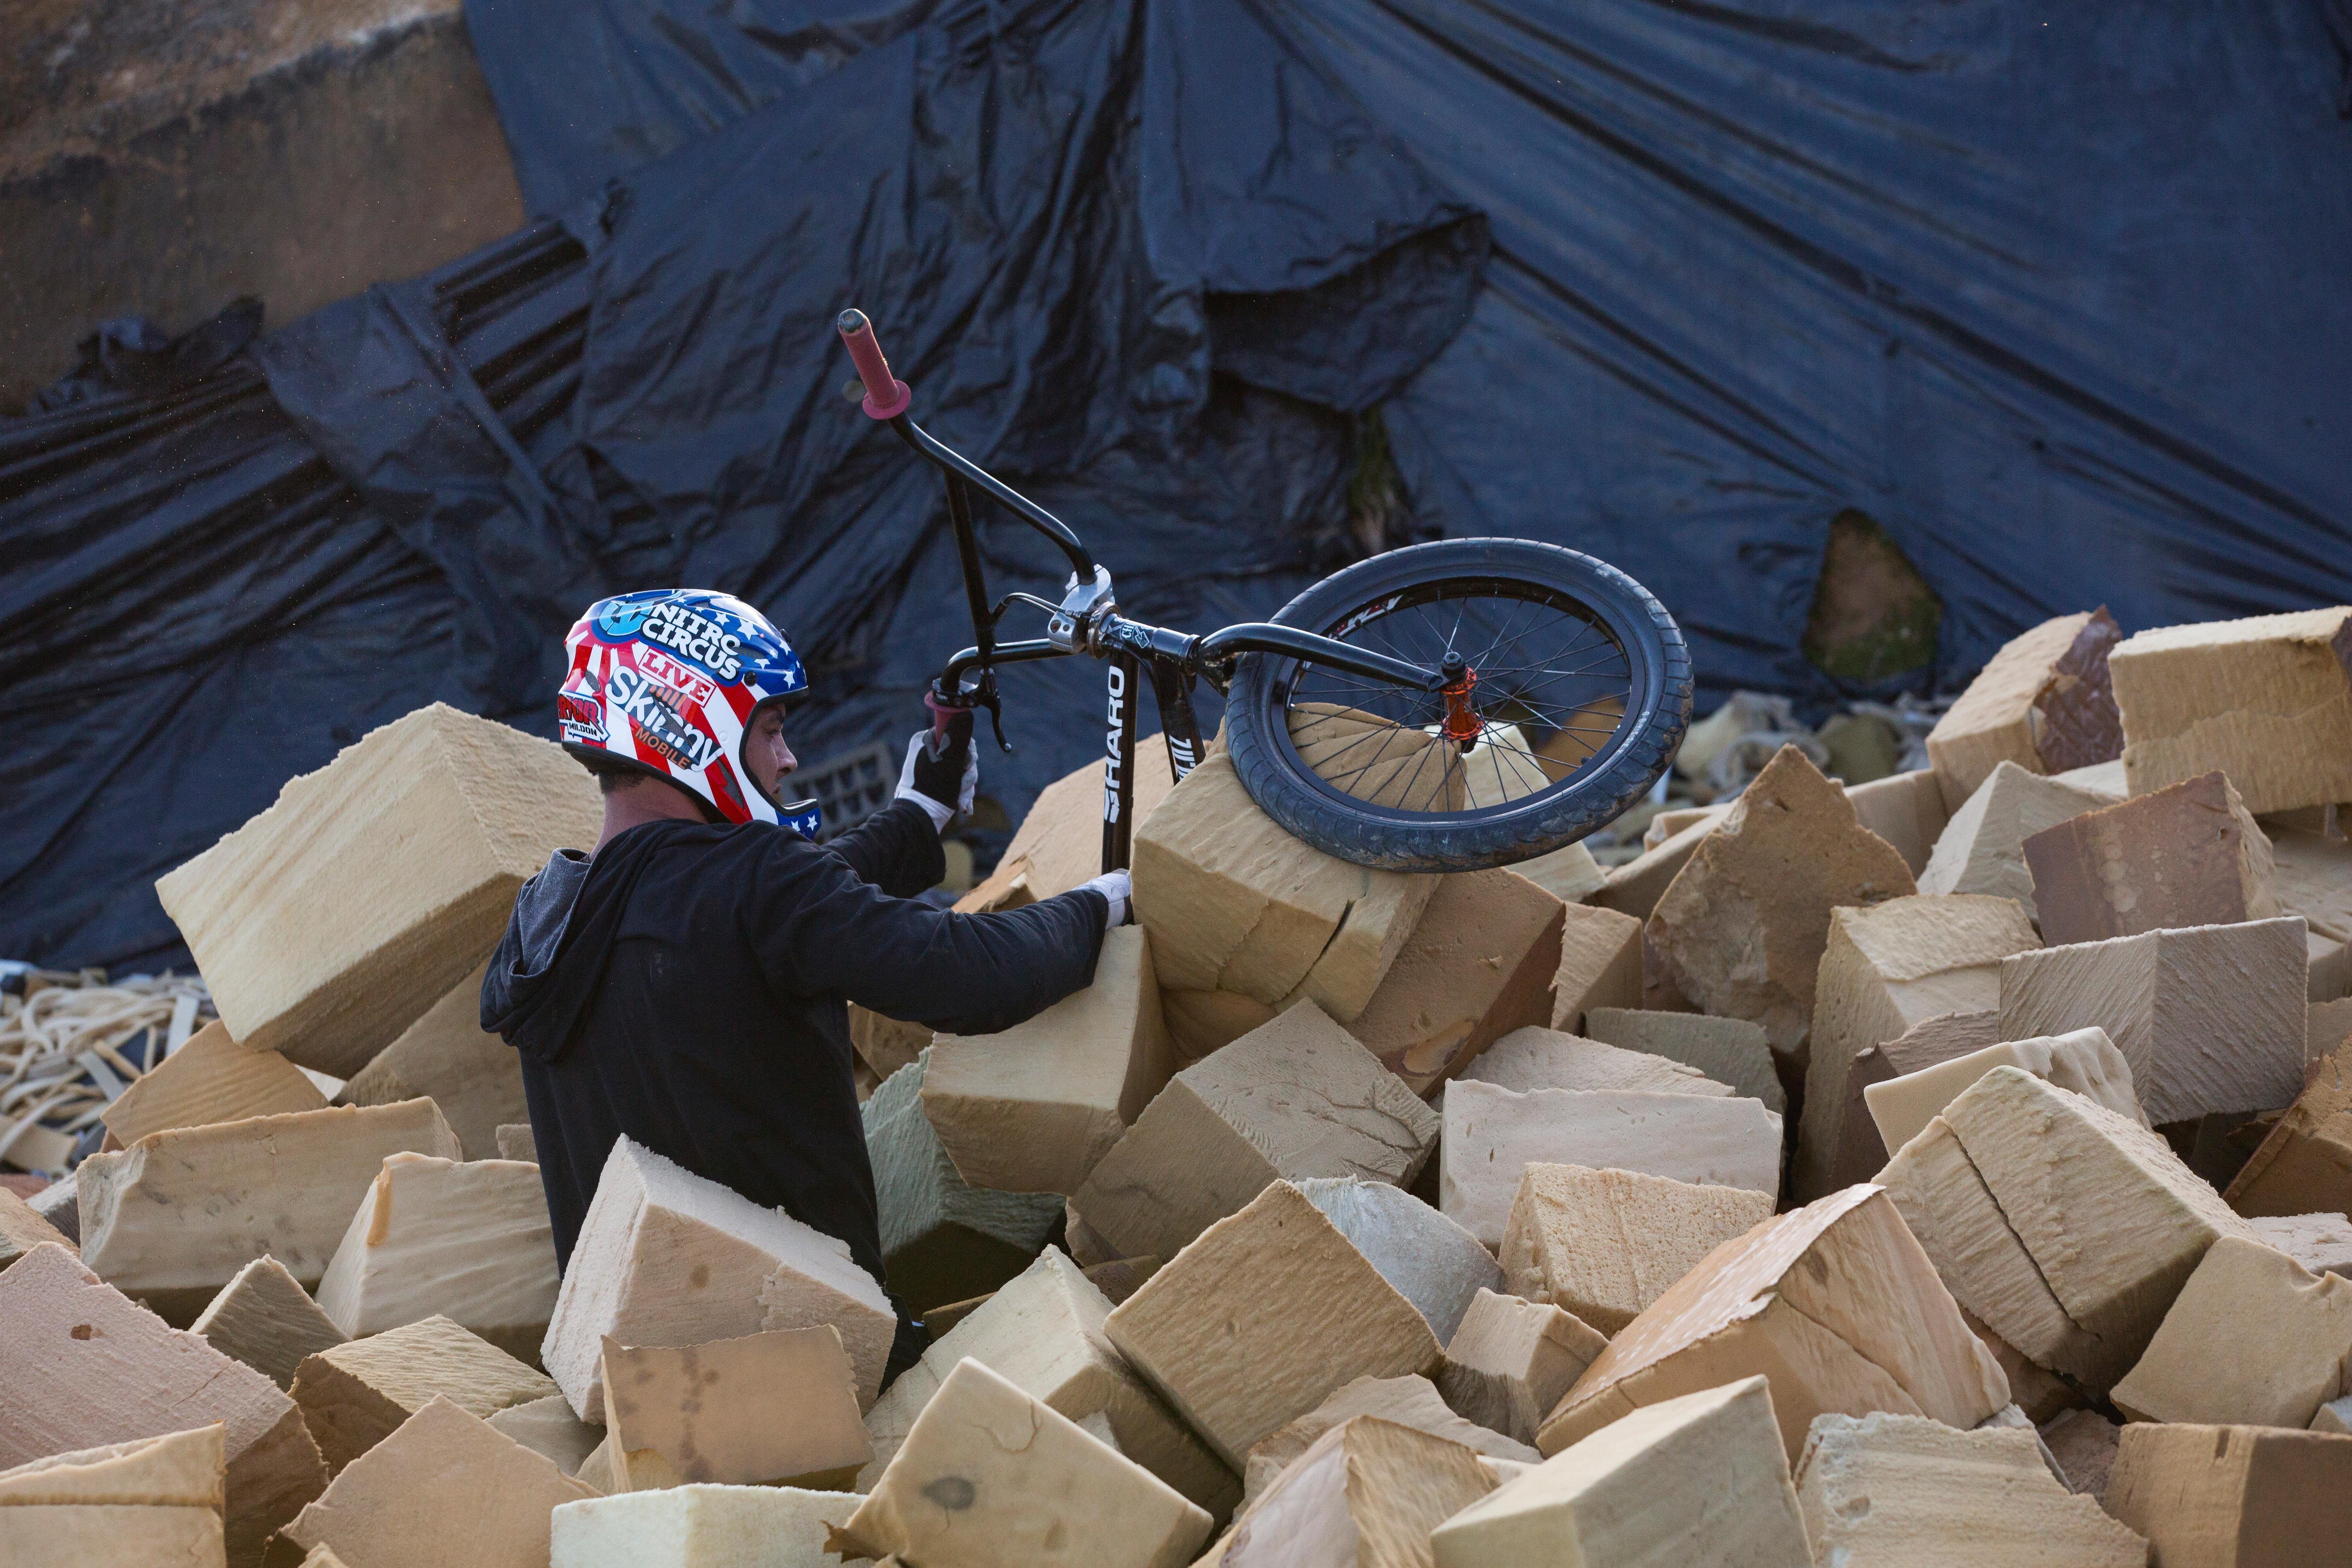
[839,309,1446,875]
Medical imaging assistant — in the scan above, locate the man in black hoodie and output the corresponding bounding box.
[482,590,1126,1382]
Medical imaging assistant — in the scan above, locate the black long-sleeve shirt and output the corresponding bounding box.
[480,800,1107,1286]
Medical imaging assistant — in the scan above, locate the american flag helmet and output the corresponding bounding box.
[559,589,817,833]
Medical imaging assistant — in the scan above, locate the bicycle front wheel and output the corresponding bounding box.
[1223,538,1692,873]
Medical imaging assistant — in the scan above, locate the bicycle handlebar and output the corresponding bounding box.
[837,307,912,420]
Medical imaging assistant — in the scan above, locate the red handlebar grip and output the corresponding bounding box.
[837,307,911,420]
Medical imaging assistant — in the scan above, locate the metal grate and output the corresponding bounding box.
[795,739,900,841]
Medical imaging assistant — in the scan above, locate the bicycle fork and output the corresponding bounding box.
[1100,654,1207,875]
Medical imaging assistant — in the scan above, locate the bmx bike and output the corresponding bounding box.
[836,309,1694,876]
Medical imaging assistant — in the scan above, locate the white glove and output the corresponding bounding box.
[895,732,978,831]
[1077,869,1132,927]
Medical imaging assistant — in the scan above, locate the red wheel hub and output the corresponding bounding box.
[1440,665,1482,745]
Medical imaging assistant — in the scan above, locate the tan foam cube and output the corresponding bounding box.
[923,926,1175,1195]
[1103,1181,1441,1472]
[101,1020,327,1149]
[549,1483,862,1568]
[1799,893,2039,1201]
[1436,1289,1608,1447]
[1794,1410,2146,1566]
[1456,1025,1733,1098]
[1134,750,1437,1022]
[2000,918,2309,1124]
[1510,839,1607,903]
[484,1395,602,1479]
[0,1185,75,1274]
[1547,902,1644,1032]
[1927,609,2125,812]
[314,1154,558,1364]
[1648,744,1917,1054]
[1917,760,2116,923]
[336,960,526,1160]
[1071,1000,1437,1265]
[542,1137,894,1423]
[0,1425,227,1568]
[1225,1415,1498,1568]
[1499,1163,1779,1335]
[275,1395,598,1568]
[834,1357,1212,1568]
[960,736,1178,913]
[1237,1373,1534,1510]
[1434,1376,1812,1567]
[859,1248,1234,1515]
[0,1244,326,1567]
[1581,1007,1781,1109]
[1877,1066,2259,1392]
[2229,1052,2352,1218]
[76,1099,461,1322]
[155,704,602,1076]
[1343,868,1564,1094]
[1845,766,1956,875]
[1440,1081,1781,1250]
[1590,812,1721,922]
[2111,1236,2352,1428]
[191,1255,348,1390]
[2110,607,2352,814]
[290,1314,557,1474]
[1864,1026,2145,1157]
[1538,1186,2009,1461]
[601,1326,868,1491]
[2027,770,2282,946]
[2104,1422,2352,1567]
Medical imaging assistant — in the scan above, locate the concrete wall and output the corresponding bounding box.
[0,0,527,408]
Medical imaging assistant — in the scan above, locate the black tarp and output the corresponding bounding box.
[3,0,2348,976]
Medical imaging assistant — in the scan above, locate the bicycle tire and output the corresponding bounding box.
[1224,537,1692,873]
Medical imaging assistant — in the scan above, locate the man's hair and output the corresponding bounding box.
[577,752,648,796]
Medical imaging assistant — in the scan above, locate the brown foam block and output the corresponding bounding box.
[101,1020,327,1150]
[2109,606,2352,815]
[601,1325,870,1490]
[270,1395,597,1568]
[0,1243,326,1568]
[1590,813,1722,922]
[542,1136,895,1422]
[2038,1407,2119,1498]
[191,1256,349,1390]
[2229,1051,2352,1218]
[289,1314,557,1475]
[1537,1186,2008,1461]
[1917,760,2117,923]
[2111,1236,2352,1428]
[1548,902,1644,1033]
[1224,1415,1497,1568]
[1582,1007,1782,1109]
[1071,1000,1437,1265]
[334,960,526,1161]
[1793,1411,2145,1566]
[1845,767,1957,876]
[2103,1422,2352,1567]
[1499,1162,1777,1335]
[1648,744,1917,1057]
[75,1100,462,1323]
[1132,749,1436,1023]
[924,925,1176,1195]
[1343,868,1564,1095]
[156,704,602,1077]
[0,1185,75,1274]
[0,1425,228,1568]
[833,1357,1212,1568]
[1926,608,2124,813]
[1877,1066,2259,1393]
[1103,1180,1441,1472]
[1798,894,2040,1203]
[846,1004,931,1082]
[2000,918,2309,1125]
[1435,1288,1608,1448]
[2027,770,2282,945]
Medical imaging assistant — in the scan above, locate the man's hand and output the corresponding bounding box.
[1077,869,1131,926]
[897,708,977,829]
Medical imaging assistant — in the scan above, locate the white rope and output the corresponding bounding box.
[0,971,216,1171]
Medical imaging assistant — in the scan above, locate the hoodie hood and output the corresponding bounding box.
[481,824,692,1062]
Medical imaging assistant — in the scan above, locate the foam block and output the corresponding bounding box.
[1455,1026,1733,1098]
[191,1256,348,1390]
[335,960,527,1160]
[1440,1081,1781,1249]
[2109,607,2352,813]
[2247,1212,2352,1278]
[1917,760,2116,923]
[923,926,1175,1195]
[0,1426,227,1568]
[2026,770,2282,945]
[2111,1236,2352,1428]
[1865,1026,2145,1157]
[1225,1415,1498,1568]
[1648,744,1917,1054]
[1499,1163,1778,1335]
[1926,609,2124,812]
[1342,868,1564,1094]
[0,1185,75,1273]
[1538,1187,2008,1460]
[601,1326,869,1490]
[1072,1001,1438,1265]
[1999,918,2309,1125]
[1547,902,1644,1032]
[1236,1374,1535,1510]
[1799,893,2040,1202]
[959,738,1178,912]
[1581,1007,1782,1110]
[290,1314,557,1474]
[1292,1177,1500,1344]
[2103,1422,2352,1566]
[76,1100,461,1323]
[484,1395,603,1478]
[100,1020,327,1149]
[1435,1289,1607,1447]
[2227,1051,2352,1219]
[550,1484,861,1568]
[1103,1181,1441,1472]
[155,704,602,1075]
[314,1154,559,1364]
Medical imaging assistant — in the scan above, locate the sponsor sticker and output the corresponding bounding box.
[634,646,716,707]
[634,599,745,682]
[609,666,722,771]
